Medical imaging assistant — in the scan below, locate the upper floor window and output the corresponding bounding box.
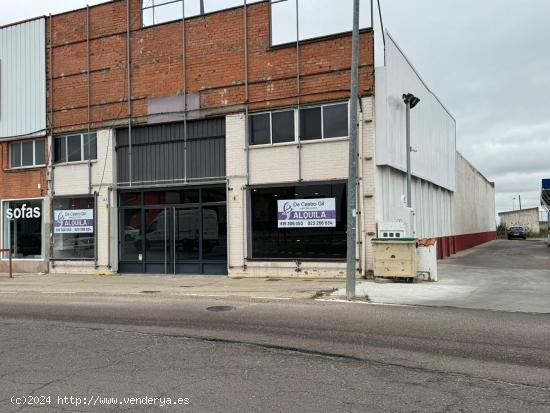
[248,102,348,145]
[10,139,45,169]
[54,133,97,164]
[142,0,264,27]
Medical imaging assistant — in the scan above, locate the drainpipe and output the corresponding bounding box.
[243,0,250,270]
[94,191,98,269]
[126,0,132,187]
[87,4,92,194]
[107,186,112,269]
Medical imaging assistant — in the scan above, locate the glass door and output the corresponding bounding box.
[173,207,201,274]
[144,208,171,274]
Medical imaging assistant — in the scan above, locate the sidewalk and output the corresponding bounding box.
[0,273,345,300]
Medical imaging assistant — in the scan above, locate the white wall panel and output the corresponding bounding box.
[0,18,46,138]
[454,152,496,235]
[376,165,453,238]
[375,32,456,191]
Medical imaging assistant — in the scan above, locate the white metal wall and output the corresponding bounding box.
[454,152,496,235]
[375,32,456,191]
[376,165,453,238]
[0,18,46,138]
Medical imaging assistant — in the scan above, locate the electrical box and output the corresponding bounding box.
[372,238,417,280]
[378,222,407,239]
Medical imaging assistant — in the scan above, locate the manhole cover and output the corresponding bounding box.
[206,306,235,312]
[179,285,193,288]
[265,278,281,282]
[140,290,160,294]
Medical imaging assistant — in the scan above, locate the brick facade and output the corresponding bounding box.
[47,0,374,133]
[0,141,48,200]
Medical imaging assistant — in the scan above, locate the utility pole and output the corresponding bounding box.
[346,0,360,300]
[513,197,516,211]
[519,195,522,210]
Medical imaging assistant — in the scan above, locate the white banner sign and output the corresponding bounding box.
[277,198,336,228]
[54,209,94,234]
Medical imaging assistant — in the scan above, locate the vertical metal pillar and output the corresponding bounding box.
[243,0,250,269]
[87,5,92,195]
[405,102,412,208]
[346,0,360,300]
[182,0,188,184]
[296,0,302,182]
[126,0,133,187]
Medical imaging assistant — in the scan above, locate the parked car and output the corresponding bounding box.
[507,226,527,240]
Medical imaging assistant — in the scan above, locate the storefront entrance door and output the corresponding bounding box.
[119,187,227,275]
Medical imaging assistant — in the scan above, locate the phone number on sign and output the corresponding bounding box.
[278,220,335,227]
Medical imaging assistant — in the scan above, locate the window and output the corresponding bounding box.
[249,110,295,145]
[250,183,347,259]
[272,111,295,144]
[323,103,348,138]
[9,139,46,168]
[2,199,43,259]
[142,0,264,27]
[52,197,95,260]
[249,103,348,145]
[54,133,97,164]
[300,107,322,141]
[270,0,372,46]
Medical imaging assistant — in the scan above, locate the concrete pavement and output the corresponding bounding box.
[0,272,344,300]
[333,239,550,313]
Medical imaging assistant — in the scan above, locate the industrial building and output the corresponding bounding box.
[498,207,541,234]
[0,0,496,277]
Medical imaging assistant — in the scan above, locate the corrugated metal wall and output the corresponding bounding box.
[454,152,496,235]
[375,32,456,192]
[0,18,46,138]
[116,118,225,186]
[376,166,453,238]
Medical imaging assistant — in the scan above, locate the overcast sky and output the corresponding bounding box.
[2,0,549,217]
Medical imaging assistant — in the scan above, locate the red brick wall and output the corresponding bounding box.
[0,141,48,200]
[47,0,374,134]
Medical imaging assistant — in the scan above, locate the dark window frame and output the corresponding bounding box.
[51,195,96,261]
[9,139,46,169]
[248,101,349,146]
[54,132,98,165]
[248,181,348,261]
[1,198,44,260]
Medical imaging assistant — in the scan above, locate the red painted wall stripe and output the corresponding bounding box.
[435,231,496,260]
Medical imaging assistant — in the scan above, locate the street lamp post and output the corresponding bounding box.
[402,93,420,209]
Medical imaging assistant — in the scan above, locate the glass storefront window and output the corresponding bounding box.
[122,209,142,261]
[250,183,347,260]
[2,199,43,259]
[52,197,95,260]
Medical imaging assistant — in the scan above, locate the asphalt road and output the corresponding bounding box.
[1,293,549,412]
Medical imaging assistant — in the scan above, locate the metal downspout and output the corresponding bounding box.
[182,0,188,185]
[126,0,132,187]
[87,5,92,195]
[243,0,249,270]
[49,13,55,269]
[296,0,302,183]
[94,191,98,269]
[107,186,112,269]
